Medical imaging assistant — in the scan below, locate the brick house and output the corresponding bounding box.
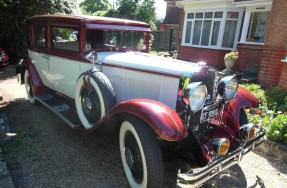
[174,0,287,89]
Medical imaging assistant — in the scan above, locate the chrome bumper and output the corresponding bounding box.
[177,128,265,188]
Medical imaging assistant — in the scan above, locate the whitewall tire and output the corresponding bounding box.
[75,71,116,129]
[119,117,164,188]
[24,70,37,104]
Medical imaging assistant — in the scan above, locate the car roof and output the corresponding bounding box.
[29,14,150,28]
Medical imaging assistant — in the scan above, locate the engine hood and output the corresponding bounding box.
[97,52,202,77]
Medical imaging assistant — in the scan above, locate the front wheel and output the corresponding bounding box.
[119,117,164,188]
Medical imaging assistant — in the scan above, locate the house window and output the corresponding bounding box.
[183,10,241,49]
[247,12,269,43]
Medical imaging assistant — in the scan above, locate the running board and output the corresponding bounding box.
[35,94,81,129]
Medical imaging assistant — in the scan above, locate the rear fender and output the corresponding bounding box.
[22,59,46,95]
[223,86,259,137]
[91,99,188,141]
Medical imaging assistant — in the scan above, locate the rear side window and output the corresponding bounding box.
[51,26,79,52]
[34,25,46,47]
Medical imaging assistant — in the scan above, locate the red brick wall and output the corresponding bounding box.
[235,43,263,71]
[258,45,285,88]
[258,0,287,89]
[179,46,229,68]
[280,61,287,88]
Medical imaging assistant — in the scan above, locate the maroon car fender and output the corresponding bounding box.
[22,59,46,95]
[223,86,259,137]
[92,99,188,141]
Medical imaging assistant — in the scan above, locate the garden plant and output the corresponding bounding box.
[241,84,287,144]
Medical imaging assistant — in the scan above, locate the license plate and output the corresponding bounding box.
[200,103,219,123]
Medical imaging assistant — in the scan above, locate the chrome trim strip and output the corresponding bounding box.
[177,130,265,187]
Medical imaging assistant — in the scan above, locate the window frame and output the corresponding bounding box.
[182,9,243,50]
[50,25,80,52]
[239,6,271,44]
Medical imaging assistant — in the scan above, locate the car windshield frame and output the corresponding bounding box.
[84,24,151,53]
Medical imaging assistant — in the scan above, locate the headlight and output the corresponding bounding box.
[217,76,238,100]
[240,123,255,140]
[182,82,207,112]
[212,138,230,157]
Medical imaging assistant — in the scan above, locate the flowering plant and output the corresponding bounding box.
[224,51,239,60]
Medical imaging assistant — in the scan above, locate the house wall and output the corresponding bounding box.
[279,51,287,87]
[258,0,287,89]
[235,43,263,70]
[177,8,228,68]
[179,46,229,68]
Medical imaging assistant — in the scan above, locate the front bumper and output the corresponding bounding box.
[177,127,265,187]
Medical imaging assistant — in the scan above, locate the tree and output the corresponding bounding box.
[0,0,73,61]
[80,0,111,14]
[80,0,156,27]
[115,0,156,25]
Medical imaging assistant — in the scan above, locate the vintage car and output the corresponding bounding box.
[17,14,265,187]
[0,48,9,67]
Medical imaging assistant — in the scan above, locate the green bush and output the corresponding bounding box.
[265,86,287,111]
[278,96,287,112]
[240,83,267,106]
[266,114,287,143]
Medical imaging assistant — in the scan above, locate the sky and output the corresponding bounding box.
[155,0,167,19]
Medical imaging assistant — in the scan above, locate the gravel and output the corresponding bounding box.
[0,65,287,188]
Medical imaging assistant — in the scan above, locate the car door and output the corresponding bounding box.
[48,25,83,99]
[29,24,54,89]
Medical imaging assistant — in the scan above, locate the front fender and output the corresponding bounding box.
[93,99,188,141]
[223,86,259,137]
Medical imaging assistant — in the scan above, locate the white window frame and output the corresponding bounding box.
[239,6,271,44]
[182,8,243,50]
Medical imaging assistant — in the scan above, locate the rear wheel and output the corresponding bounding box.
[24,70,37,104]
[119,117,164,188]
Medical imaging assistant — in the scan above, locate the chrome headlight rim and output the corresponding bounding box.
[217,75,239,100]
[182,82,207,112]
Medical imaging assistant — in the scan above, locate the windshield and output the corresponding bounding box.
[85,29,148,52]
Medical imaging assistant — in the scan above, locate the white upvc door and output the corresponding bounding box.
[28,50,54,89]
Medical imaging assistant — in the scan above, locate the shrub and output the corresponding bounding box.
[278,96,287,112]
[265,86,287,110]
[266,114,287,143]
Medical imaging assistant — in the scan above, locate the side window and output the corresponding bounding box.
[51,26,79,52]
[34,25,46,47]
[85,29,105,51]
